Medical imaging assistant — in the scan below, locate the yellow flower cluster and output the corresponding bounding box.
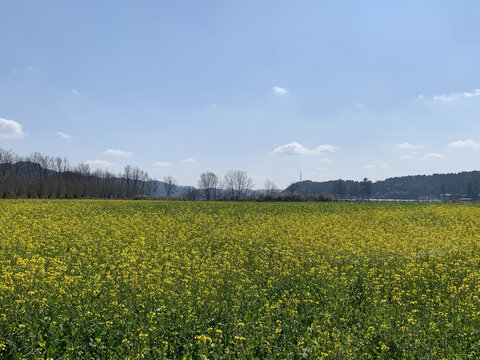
[0,200,480,358]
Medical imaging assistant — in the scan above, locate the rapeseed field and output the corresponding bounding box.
[1,200,480,359]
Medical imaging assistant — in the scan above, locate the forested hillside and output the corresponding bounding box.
[284,172,480,200]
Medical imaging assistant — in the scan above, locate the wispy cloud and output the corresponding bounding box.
[85,159,112,167]
[0,118,25,139]
[448,139,480,150]
[154,161,172,167]
[56,131,71,139]
[354,102,365,109]
[421,153,447,161]
[181,158,196,163]
[273,142,338,156]
[104,149,132,156]
[397,142,423,151]
[364,162,388,169]
[71,89,80,96]
[398,155,413,160]
[432,88,480,102]
[272,86,287,95]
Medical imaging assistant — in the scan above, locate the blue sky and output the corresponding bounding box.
[2,1,480,188]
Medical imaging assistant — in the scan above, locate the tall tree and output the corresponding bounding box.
[0,148,155,199]
[332,179,347,200]
[466,180,478,201]
[263,179,277,195]
[360,177,372,199]
[198,171,219,200]
[224,170,254,200]
[440,184,447,202]
[349,183,359,199]
[163,175,178,197]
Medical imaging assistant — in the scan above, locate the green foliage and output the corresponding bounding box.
[286,171,480,199]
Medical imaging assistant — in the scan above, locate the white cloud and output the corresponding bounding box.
[313,144,337,153]
[364,162,388,169]
[354,102,365,109]
[433,88,480,102]
[0,118,25,139]
[181,158,196,163]
[154,161,173,167]
[417,94,424,99]
[398,155,413,160]
[56,131,71,139]
[104,149,132,156]
[421,153,447,161]
[273,142,338,156]
[320,158,332,163]
[397,142,423,150]
[85,159,112,167]
[71,89,80,96]
[274,142,309,155]
[448,139,480,150]
[272,86,287,95]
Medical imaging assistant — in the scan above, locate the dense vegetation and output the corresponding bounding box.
[1,200,480,359]
[286,171,480,200]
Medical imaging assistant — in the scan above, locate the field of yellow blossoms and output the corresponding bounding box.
[1,200,480,359]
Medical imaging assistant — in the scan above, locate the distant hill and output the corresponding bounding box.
[152,181,196,197]
[283,171,480,200]
[3,157,480,201]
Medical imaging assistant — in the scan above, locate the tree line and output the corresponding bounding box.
[331,178,372,200]
[194,170,255,200]
[0,146,358,202]
[0,148,157,199]
[0,148,284,201]
[186,171,330,201]
[0,148,334,201]
[286,172,480,201]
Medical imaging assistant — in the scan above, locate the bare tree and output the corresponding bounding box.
[198,171,219,200]
[163,175,178,197]
[132,166,148,197]
[147,178,159,197]
[0,148,157,199]
[123,165,133,197]
[0,148,16,164]
[263,179,277,195]
[54,157,70,172]
[224,170,254,200]
[75,162,91,176]
[184,187,198,201]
